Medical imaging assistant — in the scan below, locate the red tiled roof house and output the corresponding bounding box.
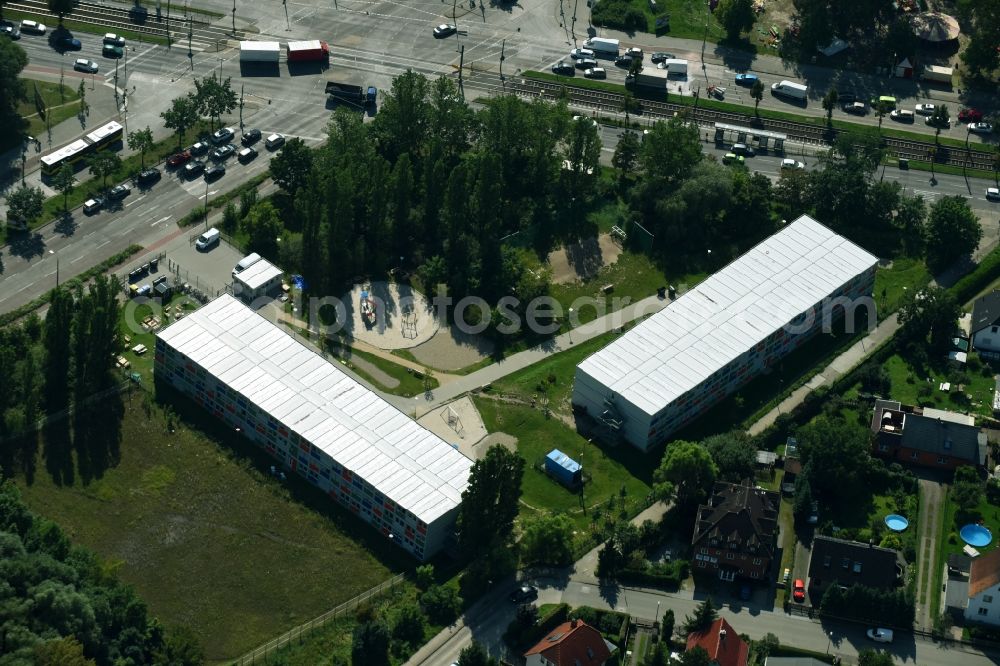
[685,617,749,666]
[524,619,616,666]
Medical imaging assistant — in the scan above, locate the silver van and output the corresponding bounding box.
[233,252,261,275]
[195,227,220,251]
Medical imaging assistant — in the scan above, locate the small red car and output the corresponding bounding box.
[167,150,191,167]
[793,579,806,602]
[958,108,983,123]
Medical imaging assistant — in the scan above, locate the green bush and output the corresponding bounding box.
[505,603,570,649]
[951,246,1000,304]
[592,0,648,32]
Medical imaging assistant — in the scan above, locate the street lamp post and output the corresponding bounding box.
[568,307,574,344]
[826,631,833,654]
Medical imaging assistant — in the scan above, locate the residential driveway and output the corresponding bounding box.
[916,478,947,630]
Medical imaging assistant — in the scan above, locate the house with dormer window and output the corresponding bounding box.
[806,535,901,604]
[523,619,616,666]
[691,481,779,581]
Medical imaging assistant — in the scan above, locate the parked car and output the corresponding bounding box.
[190,141,210,156]
[508,585,538,603]
[551,60,574,75]
[433,23,457,38]
[958,108,983,123]
[584,67,606,79]
[915,103,936,115]
[237,147,258,163]
[889,109,914,122]
[968,122,993,134]
[183,160,206,177]
[732,143,755,157]
[572,115,598,127]
[102,43,123,58]
[1,23,21,39]
[103,32,125,47]
[735,73,759,86]
[570,47,594,59]
[987,187,1000,202]
[781,158,805,170]
[59,36,82,50]
[83,197,104,214]
[241,128,261,145]
[210,144,236,161]
[19,20,46,35]
[107,184,131,201]
[925,115,950,128]
[73,58,98,73]
[205,164,226,180]
[650,52,674,63]
[867,628,893,643]
[624,46,643,58]
[577,57,599,69]
[211,127,235,144]
[136,167,160,185]
[793,579,806,602]
[614,55,633,67]
[265,133,285,150]
[722,152,743,165]
[167,150,192,167]
[843,101,867,115]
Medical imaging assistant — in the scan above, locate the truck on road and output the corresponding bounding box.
[326,81,378,107]
[239,41,280,63]
[634,67,668,89]
[661,58,688,76]
[770,80,808,101]
[583,37,619,57]
[287,40,329,62]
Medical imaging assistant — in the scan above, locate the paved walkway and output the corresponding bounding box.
[915,478,947,631]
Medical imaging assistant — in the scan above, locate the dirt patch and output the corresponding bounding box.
[548,234,624,285]
[409,325,495,371]
[473,432,518,459]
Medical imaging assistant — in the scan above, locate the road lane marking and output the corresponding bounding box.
[71,255,84,264]
[96,240,110,249]
[151,216,172,226]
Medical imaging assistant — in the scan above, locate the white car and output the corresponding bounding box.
[20,19,46,34]
[867,628,893,643]
[889,109,914,122]
[572,115,599,127]
[969,122,994,134]
[584,67,606,79]
[915,103,936,115]
[570,47,594,59]
[624,46,643,58]
[987,187,1000,202]
[103,32,125,46]
[265,133,285,150]
[73,59,98,73]
[780,159,805,170]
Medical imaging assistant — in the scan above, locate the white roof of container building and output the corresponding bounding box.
[158,294,473,524]
[235,257,283,291]
[287,40,323,51]
[240,40,280,51]
[577,215,878,416]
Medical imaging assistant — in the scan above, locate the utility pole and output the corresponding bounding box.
[283,0,290,29]
[114,56,120,103]
[188,15,193,58]
[232,0,236,34]
[239,83,245,130]
[499,39,505,89]
[458,44,465,100]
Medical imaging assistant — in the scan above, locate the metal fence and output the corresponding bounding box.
[164,257,225,300]
[231,573,406,665]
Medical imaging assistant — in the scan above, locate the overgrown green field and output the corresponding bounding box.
[17,78,82,138]
[15,395,395,662]
[882,353,996,418]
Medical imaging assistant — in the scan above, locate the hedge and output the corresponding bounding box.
[616,559,689,590]
[951,246,1000,306]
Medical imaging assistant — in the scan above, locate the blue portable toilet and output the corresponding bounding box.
[545,449,582,488]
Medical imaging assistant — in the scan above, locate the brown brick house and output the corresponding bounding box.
[870,400,986,471]
[691,481,780,581]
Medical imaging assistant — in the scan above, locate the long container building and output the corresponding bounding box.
[572,215,879,451]
[155,294,473,560]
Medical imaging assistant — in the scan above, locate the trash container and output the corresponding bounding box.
[668,285,677,299]
[898,158,909,169]
[150,258,159,272]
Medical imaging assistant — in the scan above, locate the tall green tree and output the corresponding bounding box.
[639,115,702,187]
[33,637,94,666]
[43,287,74,413]
[520,513,575,566]
[821,89,838,125]
[702,431,756,482]
[612,130,640,185]
[457,642,499,666]
[796,416,871,499]
[0,35,29,139]
[750,79,764,115]
[269,137,313,194]
[456,444,525,557]
[682,597,718,633]
[161,94,200,147]
[127,126,154,169]
[242,201,283,258]
[371,70,430,163]
[193,75,238,130]
[351,621,390,666]
[952,465,984,512]
[653,440,718,508]
[5,185,44,230]
[897,285,960,353]
[925,195,981,271]
[714,0,756,39]
[47,0,79,24]
[929,104,950,143]
[87,150,121,190]
[54,163,75,211]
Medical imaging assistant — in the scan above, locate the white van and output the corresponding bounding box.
[20,20,46,35]
[195,227,220,251]
[771,80,808,100]
[233,252,261,275]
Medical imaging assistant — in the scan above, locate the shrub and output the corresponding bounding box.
[420,584,462,625]
[592,0,648,32]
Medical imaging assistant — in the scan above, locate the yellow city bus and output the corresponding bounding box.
[40,120,124,179]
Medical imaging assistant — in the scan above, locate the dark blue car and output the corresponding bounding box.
[735,73,759,86]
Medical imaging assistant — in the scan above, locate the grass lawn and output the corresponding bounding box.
[18,77,82,138]
[15,395,395,662]
[933,492,1000,619]
[874,258,931,319]
[882,352,997,418]
[340,345,440,398]
[473,397,653,533]
[775,498,795,607]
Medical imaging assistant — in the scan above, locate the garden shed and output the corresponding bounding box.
[545,449,582,488]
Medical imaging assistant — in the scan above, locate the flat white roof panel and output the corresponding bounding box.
[158,294,473,523]
[577,215,878,416]
[235,258,284,291]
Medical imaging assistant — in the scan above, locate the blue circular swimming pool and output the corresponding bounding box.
[885,514,909,532]
[961,524,993,548]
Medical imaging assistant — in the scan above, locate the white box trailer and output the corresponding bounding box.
[921,65,953,84]
[661,59,688,76]
[635,66,669,88]
[240,41,280,63]
[771,80,808,100]
[584,37,620,56]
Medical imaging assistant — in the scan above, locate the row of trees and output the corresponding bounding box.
[0,482,203,664]
[161,75,238,146]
